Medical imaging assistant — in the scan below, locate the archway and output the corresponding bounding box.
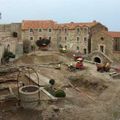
[94,57,101,63]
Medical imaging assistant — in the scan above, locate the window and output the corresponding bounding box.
[99,45,105,52]
[84,48,87,54]
[49,37,51,40]
[84,27,88,34]
[64,28,67,33]
[30,28,33,32]
[77,46,79,50]
[39,29,42,32]
[101,37,104,41]
[13,32,18,38]
[114,38,120,51]
[65,45,67,49]
[65,37,67,41]
[84,37,87,42]
[49,28,52,32]
[100,46,104,52]
[77,28,80,32]
[77,37,79,42]
[84,27,88,31]
[39,37,42,40]
[30,37,33,40]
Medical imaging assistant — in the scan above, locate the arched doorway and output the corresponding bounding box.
[94,57,101,63]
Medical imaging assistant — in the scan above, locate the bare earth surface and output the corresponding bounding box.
[0,51,120,120]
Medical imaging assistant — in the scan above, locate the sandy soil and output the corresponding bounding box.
[0,51,120,120]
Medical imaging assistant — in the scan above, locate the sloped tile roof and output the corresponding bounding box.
[58,21,98,29]
[22,20,58,29]
[22,20,99,30]
[105,31,120,38]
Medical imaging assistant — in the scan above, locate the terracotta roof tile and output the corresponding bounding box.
[105,31,120,38]
[22,20,99,30]
[22,20,58,29]
[58,21,98,29]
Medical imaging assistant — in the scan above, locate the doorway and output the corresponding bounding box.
[94,57,101,63]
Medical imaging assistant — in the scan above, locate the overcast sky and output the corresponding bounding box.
[0,0,120,31]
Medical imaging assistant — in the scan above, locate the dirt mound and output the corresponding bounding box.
[14,54,35,64]
[14,53,69,65]
[69,75,108,94]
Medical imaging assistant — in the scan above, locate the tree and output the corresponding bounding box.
[1,49,15,64]
[31,44,36,51]
[36,38,50,48]
[23,40,31,53]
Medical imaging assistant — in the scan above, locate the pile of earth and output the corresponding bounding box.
[14,53,70,65]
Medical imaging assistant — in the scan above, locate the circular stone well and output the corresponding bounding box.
[19,85,39,109]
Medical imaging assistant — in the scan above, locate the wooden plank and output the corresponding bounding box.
[40,87,57,101]
[25,73,50,86]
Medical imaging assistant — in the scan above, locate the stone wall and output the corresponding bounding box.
[0,23,21,40]
[11,23,22,41]
[0,23,22,62]
[22,28,58,50]
[58,28,89,54]
[90,23,108,34]
[0,21,119,64]
[58,23,107,55]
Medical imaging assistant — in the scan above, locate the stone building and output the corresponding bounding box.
[0,23,22,62]
[21,20,59,50]
[57,21,107,55]
[91,31,120,63]
[21,20,107,55]
[0,19,120,64]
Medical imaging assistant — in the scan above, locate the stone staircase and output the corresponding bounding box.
[87,50,113,63]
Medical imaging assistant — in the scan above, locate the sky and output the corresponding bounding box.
[0,0,120,31]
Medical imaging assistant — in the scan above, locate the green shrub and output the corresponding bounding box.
[2,49,15,63]
[55,90,66,97]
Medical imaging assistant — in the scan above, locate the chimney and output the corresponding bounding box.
[93,20,97,23]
